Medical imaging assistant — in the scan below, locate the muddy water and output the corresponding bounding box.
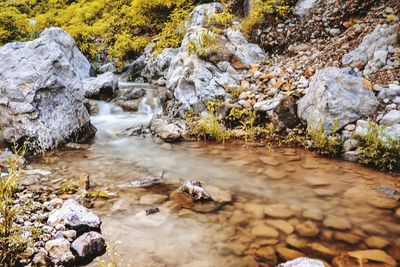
[31,84,400,266]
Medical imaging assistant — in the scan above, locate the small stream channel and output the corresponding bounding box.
[31,83,400,266]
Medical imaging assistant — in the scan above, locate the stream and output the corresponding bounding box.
[31,83,400,266]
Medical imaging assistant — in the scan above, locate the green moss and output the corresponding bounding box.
[356,121,400,172]
[186,30,219,57]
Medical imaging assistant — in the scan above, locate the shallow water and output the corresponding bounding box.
[31,84,400,266]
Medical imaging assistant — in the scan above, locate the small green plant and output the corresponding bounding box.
[96,242,124,267]
[226,86,245,100]
[60,178,79,194]
[186,30,218,57]
[191,114,233,143]
[87,190,110,200]
[242,0,295,35]
[356,121,400,172]
[0,143,28,266]
[306,122,342,157]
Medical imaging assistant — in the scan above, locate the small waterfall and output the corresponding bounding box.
[97,101,113,116]
[138,90,162,115]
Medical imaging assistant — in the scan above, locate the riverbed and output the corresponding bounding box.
[30,83,400,266]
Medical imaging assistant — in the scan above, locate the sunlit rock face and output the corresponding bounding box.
[0,27,96,152]
[141,3,267,113]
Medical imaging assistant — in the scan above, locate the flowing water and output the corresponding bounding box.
[30,83,400,266]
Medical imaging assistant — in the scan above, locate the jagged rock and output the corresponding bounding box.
[356,119,400,141]
[178,180,211,201]
[83,72,119,100]
[0,27,96,151]
[380,110,400,126]
[185,3,225,28]
[378,84,400,101]
[297,67,379,132]
[32,248,51,266]
[277,257,325,267]
[150,116,187,142]
[122,88,145,100]
[48,198,101,234]
[142,47,179,81]
[71,231,106,261]
[98,63,116,74]
[119,55,146,81]
[45,238,75,266]
[83,99,99,116]
[342,24,398,76]
[164,3,266,112]
[266,95,299,129]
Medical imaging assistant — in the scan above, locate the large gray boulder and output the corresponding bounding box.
[149,116,187,142]
[342,24,398,76]
[0,27,96,151]
[83,72,119,100]
[298,67,379,132]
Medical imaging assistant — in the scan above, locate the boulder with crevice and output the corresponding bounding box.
[0,27,96,152]
[71,231,106,261]
[297,67,379,132]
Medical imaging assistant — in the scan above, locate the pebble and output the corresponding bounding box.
[264,204,294,218]
[364,236,391,249]
[286,235,307,249]
[295,220,319,237]
[243,203,265,219]
[333,231,361,244]
[264,168,287,180]
[302,210,324,221]
[323,216,351,230]
[276,246,305,261]
[255,246,277,265]
[303,242,338,259]
[251,222,280,238]
[265,219,294,235]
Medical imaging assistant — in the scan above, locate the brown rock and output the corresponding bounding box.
[323,216,351,230]
[264,168,287,180]
[241,255,259,267]
[333,231,361,244]
[276,247,305,261]
[364,236,391,249]
[286,235,307,249]
[255,246,277,265]
[264,204,293,218]
[243,203,265,219]
[295,220,319,237]
[348,249,396,266]
[303,210,324,221]
[303,242,339,259]
[395,208,400,219]
[259,156,281,167]
[251,223,280,238]
[266,219,294,235]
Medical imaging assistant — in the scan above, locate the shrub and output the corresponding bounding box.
[0,143,28,266]
[306,122,342,157]
[186,30,219,57]
[356,121,400,172]
[242,0,295,35]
